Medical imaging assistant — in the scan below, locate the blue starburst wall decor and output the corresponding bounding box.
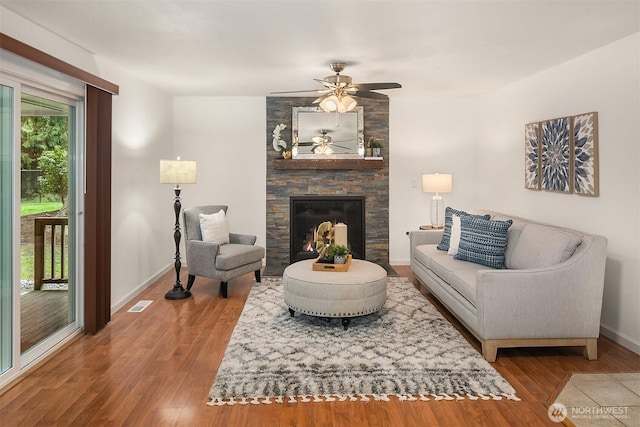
[525,112,598,196]
[524,122,541,190]
[573,112,599,196]
[542,117,571,193]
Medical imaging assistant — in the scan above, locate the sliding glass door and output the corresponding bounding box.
[19,92,78,356]
[0,70,84,386]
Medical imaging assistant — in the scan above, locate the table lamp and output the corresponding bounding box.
[422,173,452,228]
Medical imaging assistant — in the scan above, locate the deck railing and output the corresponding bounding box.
[34,217,68,291]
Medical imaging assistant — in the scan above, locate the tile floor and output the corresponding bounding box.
[553,373,640,426]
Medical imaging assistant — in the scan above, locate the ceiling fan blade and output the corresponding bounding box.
[330,144,351,150]
[353,91,389,99]
[270,89,324,94]
[353,83,402,91]
[315,79,338,89]
[312,95,327,104]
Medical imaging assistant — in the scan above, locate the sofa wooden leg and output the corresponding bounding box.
[584,338,598,360]
[186,274,196,291]
[255,269,261,283]
[482,341,498,363]
[220,282,228,298]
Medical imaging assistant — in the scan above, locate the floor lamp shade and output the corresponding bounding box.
[422,173,453,228]
[160,159,197,300]
[160,159,197,184]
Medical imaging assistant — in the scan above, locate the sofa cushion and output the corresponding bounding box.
[199,209,230,245]
[427,253,486,307]
[455,216,513,269]
[414,244,447,271]
[437,207,490,251]
[507,223,582,269]
[503,219,527,268]
[449,269,480,307]
[428,250,484,285]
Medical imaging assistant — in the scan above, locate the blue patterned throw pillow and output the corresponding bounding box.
[437,207,491,251]
[454,216,513,269]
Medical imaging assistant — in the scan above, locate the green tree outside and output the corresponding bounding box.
[37,146,68,205]
[21,116,68,170]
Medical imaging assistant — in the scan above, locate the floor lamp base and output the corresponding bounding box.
[165,285,192,300]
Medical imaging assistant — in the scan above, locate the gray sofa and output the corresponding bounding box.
[409,209,607,362]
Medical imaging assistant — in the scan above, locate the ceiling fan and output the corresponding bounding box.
[272,63,402,113]
[298,129,352,154]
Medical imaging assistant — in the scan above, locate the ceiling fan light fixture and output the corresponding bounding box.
[341,95,357,112]
[319,95,339,112]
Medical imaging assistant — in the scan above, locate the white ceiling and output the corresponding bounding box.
[2,0,639,97]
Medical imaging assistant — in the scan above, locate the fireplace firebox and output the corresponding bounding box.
[290,196,365,263]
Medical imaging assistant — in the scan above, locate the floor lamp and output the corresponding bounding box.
[422,173,452,228]
[160,158,197,300]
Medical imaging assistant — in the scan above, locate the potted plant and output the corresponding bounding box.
[368,137,383,157]
[328,244,351,264]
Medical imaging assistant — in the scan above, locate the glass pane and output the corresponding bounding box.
[66,106,76,323]
[20,94,72,354]
[0,84,14,374]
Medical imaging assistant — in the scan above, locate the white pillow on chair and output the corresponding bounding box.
[199,209,230,244]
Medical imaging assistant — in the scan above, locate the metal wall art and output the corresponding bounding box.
[525,112,599,196]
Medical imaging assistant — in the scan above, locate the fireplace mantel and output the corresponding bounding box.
[272,158,383,170]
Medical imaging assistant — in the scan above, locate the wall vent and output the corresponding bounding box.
[127,300,153,313]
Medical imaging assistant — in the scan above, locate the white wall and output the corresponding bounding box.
[389,97,480,264]
[0,7,99,75]
[477,33,640,353]
[1,6,176,312]
[172,97,266,252]
[95,59,175,312]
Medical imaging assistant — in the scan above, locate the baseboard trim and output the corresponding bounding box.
[110,263,173,314]
[600,324,640,355]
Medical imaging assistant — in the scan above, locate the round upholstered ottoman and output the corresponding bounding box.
[283,259,387,329]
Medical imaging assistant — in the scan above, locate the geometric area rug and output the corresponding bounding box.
[208,277,519,406]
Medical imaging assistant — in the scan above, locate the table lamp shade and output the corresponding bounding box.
[422,173,452,194]
[160,160,197,184]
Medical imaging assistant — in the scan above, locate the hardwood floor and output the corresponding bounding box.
[1,266,638,426]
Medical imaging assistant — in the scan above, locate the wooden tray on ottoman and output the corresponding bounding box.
[312,255,352,272]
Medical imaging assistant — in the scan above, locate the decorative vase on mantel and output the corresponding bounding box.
[281,150,292,159]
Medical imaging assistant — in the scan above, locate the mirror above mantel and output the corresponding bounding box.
[292,106,364,159]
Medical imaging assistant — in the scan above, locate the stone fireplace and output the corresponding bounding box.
[265,96,389,275]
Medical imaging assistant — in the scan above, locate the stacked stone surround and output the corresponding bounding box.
[266,96,389,273]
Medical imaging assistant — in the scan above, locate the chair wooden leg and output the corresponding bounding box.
[255,269,261,283]
[186,274,196,291]
[220,282,228,298]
